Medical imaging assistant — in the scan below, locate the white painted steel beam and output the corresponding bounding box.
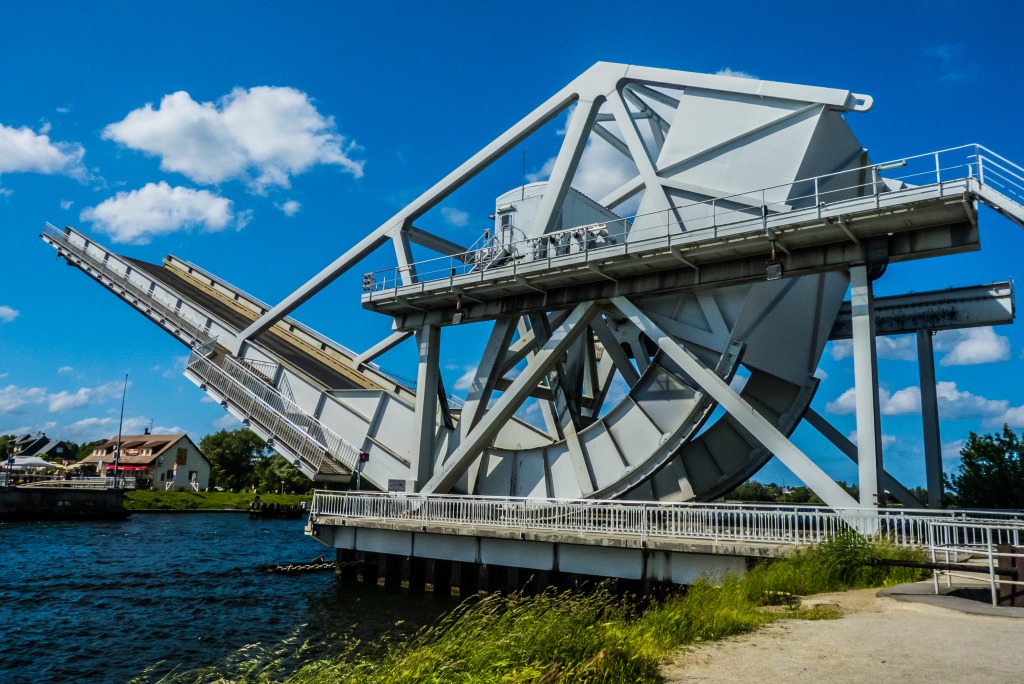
[850,265,883,507]
[612,296,859,510]
[355,331,413,367]
[421,302,599,494]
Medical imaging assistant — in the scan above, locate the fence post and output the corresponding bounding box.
[986,528,998,606]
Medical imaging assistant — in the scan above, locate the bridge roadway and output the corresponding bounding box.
[306,492,1024,592]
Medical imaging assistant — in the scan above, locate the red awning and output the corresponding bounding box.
[104,464,149,471]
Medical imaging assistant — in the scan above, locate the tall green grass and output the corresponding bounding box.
[150,534,927,684]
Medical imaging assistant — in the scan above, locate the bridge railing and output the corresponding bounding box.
[41,224,214,345]
[361,144,1021,295]
[309,491,1024,547]
[186,342,362,474]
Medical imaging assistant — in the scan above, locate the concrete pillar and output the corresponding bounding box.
[361,552,380,586]
[432,559,453,596]
[382,554,403,589]
[917,329,944,508]
[335,548,358,582]
[850,264,884,507]
[458,561,480,597]
[407,556,427,593]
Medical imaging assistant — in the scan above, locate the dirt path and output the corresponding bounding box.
[662,587,1024,683]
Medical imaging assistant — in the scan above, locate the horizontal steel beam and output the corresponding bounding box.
[830,281,1014,338]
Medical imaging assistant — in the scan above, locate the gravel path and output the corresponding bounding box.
[662,587,1024,683]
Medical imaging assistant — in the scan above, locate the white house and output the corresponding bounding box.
[80,432,211,491]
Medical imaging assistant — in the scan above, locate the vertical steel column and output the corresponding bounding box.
[917,329,944,508]
[850,265,883,507]
[413,325,441,490]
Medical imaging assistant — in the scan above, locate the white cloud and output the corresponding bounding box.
[453,366,477,392]
[715,68,758,80]
[60,199,73,210]
[441,207,469,228]
[60,416,180,442]
[985,405,1024,429]
[57,366,74,374]
[277,200,301,216]
[0,385,47,414]
[0,122,86,179]
[847,430,897,448]
[0,305,19,323]
[81,181,244,244]
[942,439,966,469]
[729,372,749,394]
[935,327,1010,366]
[813,367,828,380]
[103,86,363,192]
[212,413,241,429]
[830,336,917,361]
[827,380,1010,421]
[526,107,637,207]
[47,380,127,413]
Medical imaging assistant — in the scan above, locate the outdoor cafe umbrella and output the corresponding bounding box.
[10,456,63,470]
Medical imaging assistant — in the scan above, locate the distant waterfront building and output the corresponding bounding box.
[80,432,211,491]
[12,433,75,461]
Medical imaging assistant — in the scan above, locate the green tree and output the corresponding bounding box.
[0,434,15,459]
[200,428,272,491]
[253,454,314,494]
[947,425,1024,509]
[75,439,106,461]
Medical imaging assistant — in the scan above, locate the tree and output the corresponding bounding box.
[75,439,106,461]
[253,454,314,494]
[200,429,272,491]
[947,425,1024,509]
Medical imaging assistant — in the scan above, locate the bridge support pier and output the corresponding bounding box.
[408,556,428,593]
[433,559,453,595]
[362,552,380,586]
[458,561,480,597]
[382,553,403,589]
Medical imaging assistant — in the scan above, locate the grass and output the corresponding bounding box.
[124,490,312,511]
[145,533,928,684]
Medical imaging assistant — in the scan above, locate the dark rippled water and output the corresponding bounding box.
[0,513,453,684]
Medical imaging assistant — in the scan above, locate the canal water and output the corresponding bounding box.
[0,513,455,683]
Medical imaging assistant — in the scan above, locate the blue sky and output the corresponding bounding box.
[1,1,1022,491]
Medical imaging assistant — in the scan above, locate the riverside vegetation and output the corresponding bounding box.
[145,534,927,684]
[124,490,312,511]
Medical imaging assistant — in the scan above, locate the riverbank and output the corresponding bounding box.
[663,584,1024,682]
[155,534,927,683]
[124,490,312,511]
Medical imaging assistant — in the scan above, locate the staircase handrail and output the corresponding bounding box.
[188,344,361,472]
[42,225,212,344]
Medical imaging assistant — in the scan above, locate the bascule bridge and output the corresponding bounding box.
[43,63,1024,597]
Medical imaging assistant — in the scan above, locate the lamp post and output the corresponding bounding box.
[113,373,128,488]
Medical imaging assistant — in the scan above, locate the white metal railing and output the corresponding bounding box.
[186,342,361,473]
[309,491,1024,546]
[310,492,1024,603]
[362,144,1024,294]
[42,224,213,344]
[929,520,1024,606]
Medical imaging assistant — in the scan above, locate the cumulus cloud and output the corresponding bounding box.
[826,381,1009,420]
[441,207,470,228]
[526,107,638,208]
[453,366,477,392]
[212,413,242,429]
[277,200,301,216]
[0,385,48,414]
[47,380,127,412]
[60,199,74,210]
[0,305,19,323]
[847,430,897,448]
[60,416,181,442]
[81,181,246,244]
[935,327,1010,366]
[103,86,363,192]
[0,122,86,179]
[985,405,1024,429]
[830,336,917,361]
[715,68,758,80]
